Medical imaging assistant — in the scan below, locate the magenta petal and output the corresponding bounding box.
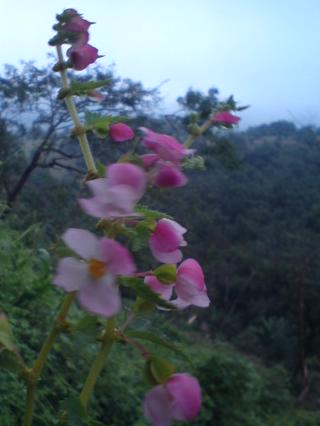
[144,276,173,300]
[166,374,201,421]
[150,219,186,252]
[109,123,135,142]
[67,44,99,71]
[53,257,89,291]
[86,178,109,197]
[65,16,91,32]
[107,163,147,199]
[77,275,121,317]
[63,228,99,260]
[154,163,187,188]
[211,111,240,125]
[99,238,136,276]
[177,259,205,291]
[140,154,159,169]
[140,127,187,163]
[143,385,173,426]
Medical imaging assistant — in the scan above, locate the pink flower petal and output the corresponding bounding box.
[143,385,173,426]
[53,257,89,291]
[65,16,92,32]
[144,276,173,300]
[63,228,99,260]
[150,219,186,252]
[140,128,188,163]
[140,153,159,169]
[175,259,210,308]
[166,374,201,421]
[211,111,240,125]
[77,275,121,317]
[109,123,135,142]
[153,163,187,188]
[107,163,147,199]
[99,238,136,276]
[150,247,183,264]
[67,44,99,71]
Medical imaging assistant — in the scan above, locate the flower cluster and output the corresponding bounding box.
[140,128,190,188]
[145,218,210,308]
[50,8,99,70]
[48,8,243,426]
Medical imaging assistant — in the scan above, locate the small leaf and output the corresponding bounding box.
[125,330,190,362]
[135,205,171,221]
[145,355,175,384]
[154,264,177,284]
[119,277,175,310]
[69,80,109,97]
[84,112,127,138]
[95,160,106,178]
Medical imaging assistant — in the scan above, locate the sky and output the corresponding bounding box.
[1,0,320,128]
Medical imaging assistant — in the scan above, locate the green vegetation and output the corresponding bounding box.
[1,64,320,423]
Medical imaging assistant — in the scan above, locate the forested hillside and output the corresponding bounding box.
[1,63,320,425]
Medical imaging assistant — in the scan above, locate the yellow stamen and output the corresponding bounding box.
[88,259,106,279]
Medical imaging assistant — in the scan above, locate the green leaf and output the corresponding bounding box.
[125,330,191,362]
[69,80,109,97]
[95,160,106,178]
[145,355,176,384]
[84,112,127,138]
[0,349,23,374]
[118,277,175,310]
[135,205,171,221]
[0,313,14,351]
[154,264,177,284]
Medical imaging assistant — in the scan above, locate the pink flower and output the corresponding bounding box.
[149,219,187,264]
[143,373,201,426]
[67,44,99,71]
[140,154,159,169]
[64,15,92,32]
[109,123,135,142]
[79,163,147,219]
[140,128,189,164]
[174,259,210,308]
[211,111,240,125]
[153,162,187,188]
[144,276,174,300]
[53,228,135,317]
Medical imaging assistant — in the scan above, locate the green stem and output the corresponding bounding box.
[22,293,76,426]
[79,317,116,408]
[184,117,213,148]
[56,45,97,174]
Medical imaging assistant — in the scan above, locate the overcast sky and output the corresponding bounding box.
[1,0,320,128]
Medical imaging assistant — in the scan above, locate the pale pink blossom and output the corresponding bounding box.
[153,162,187,188]
[109,123,135,142]
[211,111,240,125]
[53,228,135,317]
[144,276,174,300]
[79,163,147,219]
[143,373,201,426]
[140,128,189,164]
[174,259,210,308]
[67,44,99,70]
[149,219,187,264]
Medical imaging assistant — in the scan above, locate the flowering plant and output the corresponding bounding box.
[0,8,243,425]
